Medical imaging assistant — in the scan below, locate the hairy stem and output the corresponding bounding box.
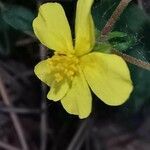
[101,0,132,37]
[112,50,150,71]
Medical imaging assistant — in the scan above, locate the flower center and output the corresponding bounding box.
[48,52,79,83]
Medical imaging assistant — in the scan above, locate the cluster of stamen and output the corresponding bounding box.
[48,53,79,83]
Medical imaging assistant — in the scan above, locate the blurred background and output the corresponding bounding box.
[0,0,150,150]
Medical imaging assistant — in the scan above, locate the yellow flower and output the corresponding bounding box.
[33,0,133,119]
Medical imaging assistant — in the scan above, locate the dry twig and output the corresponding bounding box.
[0,141,21,150]
[0,77,29,150]
[67,119,91,150]
[39,45,48,150]
[0,107,41,114]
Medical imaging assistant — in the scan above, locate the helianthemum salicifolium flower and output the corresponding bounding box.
[33,0,133,119]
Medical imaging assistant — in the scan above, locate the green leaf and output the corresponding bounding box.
[115,4,150,33]
[2,5,35,32]
[108,31,127,39]
[108,33,136,51]
[93,42,112,53]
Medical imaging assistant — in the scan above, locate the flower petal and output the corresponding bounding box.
[61,68,92,119]
[47,80,69,101]
[75,0,95,56]
[33,3,73,53]
[34,59,53,86]
[80,52,133,106]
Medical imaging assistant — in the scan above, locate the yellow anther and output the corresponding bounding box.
[70,65,77,71]
[54,73,63,82]
[64,68,68,73]
[67,70,74,76]
[50,53,79,83]
[70,76,74,81]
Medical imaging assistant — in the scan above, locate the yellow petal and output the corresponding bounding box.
[34,59,53,86]
[80,52,133,106]
[61,67,92,119]
[47,80,69,101]
[33,3,73,53]
[75,0,95,56]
